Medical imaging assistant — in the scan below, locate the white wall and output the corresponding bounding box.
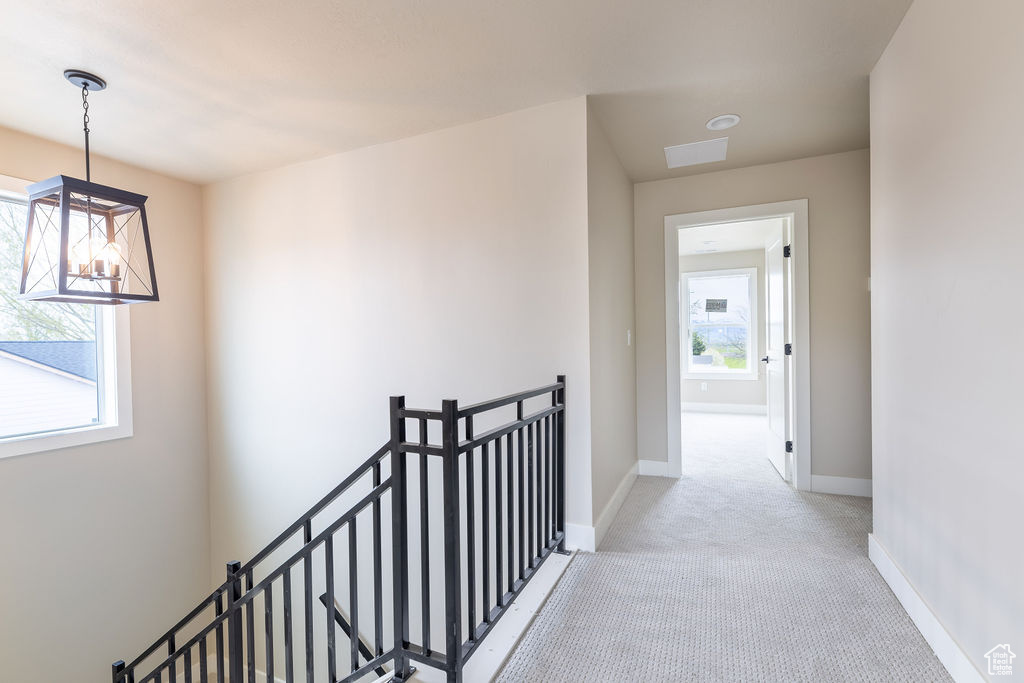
[634,150,871,479]
[0,126,210,683]
[202,98,594,587]
[586,105,637,523]
[871,0,1024,674]
[679,249,766,407]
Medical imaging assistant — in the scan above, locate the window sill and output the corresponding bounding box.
[0,421,133,460]
[683,371,759,382]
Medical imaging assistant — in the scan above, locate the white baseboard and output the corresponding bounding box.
[868,534,984,683]
[564,461,640,552]
[565,523,595,552]
[414,551,574,683]
[594,461,637,549]
[810,474,872,497]
[682,402,767,415]
[638,459,671,477]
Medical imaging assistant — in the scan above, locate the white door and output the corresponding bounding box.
[764,237,789,480]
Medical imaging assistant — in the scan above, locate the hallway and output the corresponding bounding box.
[497,413,949,681]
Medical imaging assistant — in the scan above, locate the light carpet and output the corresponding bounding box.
[496,413,950,682]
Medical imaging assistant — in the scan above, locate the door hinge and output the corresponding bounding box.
[785,343,792,355]
[785,441,793,453]
[783,245,791,258]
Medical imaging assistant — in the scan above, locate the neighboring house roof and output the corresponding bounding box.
[0,341,97,381]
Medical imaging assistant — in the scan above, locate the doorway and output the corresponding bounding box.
[663,200,810,489]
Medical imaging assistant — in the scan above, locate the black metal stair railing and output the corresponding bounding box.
[111,376,567,683]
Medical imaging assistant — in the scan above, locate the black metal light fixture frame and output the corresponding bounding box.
[19,69,159,305]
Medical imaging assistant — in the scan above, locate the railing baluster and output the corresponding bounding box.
[349,521,360,673]
[304,548,314,683]
[372,459,383,657]
[215,594,225,683]
[284,567,294,683]
[265,585,274,683]
[541,419,547,553]
[246,570,256,683]
[199,638,208,683]
[325,535,336,681]
[419,418,431,655]
[546,414,552,544]
[527,418,535,568]
[517,401,525,581]
[482,439,490,622]
[183,645,192,683]
[465,414,476,634]
[494,436,503,607]
[538,419,545,553]
[168,636,176,683]
[506,432,514,599]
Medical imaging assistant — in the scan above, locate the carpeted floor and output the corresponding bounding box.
[496,412,950,682]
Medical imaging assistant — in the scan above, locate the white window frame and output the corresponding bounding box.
[681,267,758,381]
[0,176,133,460]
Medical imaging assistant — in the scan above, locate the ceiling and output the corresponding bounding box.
[678,218,784,256]
[0,0,911,184]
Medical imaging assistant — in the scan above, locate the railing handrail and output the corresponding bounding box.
[456,380,563,418]
[238,442,390,574]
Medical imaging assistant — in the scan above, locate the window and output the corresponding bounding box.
[683,267,758,380]
[0,181,132,458]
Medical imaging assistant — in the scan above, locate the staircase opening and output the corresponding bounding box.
[111,378,568,683]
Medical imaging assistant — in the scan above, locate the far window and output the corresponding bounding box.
[683,267,757,380]
[0,188,130,456]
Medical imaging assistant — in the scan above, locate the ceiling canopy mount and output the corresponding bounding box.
[63,69,107,92]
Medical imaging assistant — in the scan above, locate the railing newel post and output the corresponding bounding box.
[226,560,244,683]
[390,395,412,681]
[556,375,567,552]
[441,398,464,682]
[112,659,125,683]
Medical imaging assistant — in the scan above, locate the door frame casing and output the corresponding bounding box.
[663,199,811,489]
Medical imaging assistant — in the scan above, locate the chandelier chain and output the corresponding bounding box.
[82,83,91,182]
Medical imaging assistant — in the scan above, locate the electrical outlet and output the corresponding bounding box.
[700,382,709,392]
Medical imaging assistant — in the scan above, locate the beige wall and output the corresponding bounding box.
[680,249,766,407]
[635,149,871,479]
[203,98,594,585]
[871,0,1024,673]
[586,105,637,521]
[0,127,209,682]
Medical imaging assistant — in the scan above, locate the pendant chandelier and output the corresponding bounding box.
[19,69,158,304]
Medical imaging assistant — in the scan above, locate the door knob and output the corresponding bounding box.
[761,356,769,363]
